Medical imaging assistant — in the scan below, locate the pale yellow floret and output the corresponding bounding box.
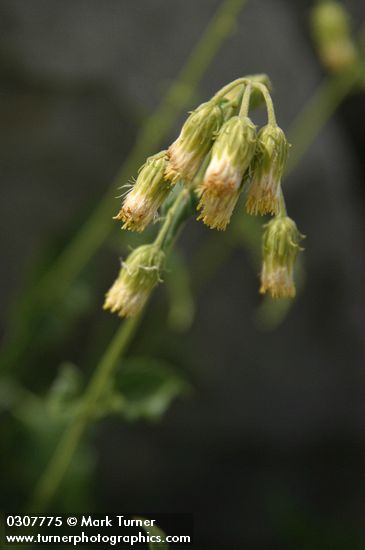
[165,142,203,184]
[260,263,296,298]
[103,244,165,318]
[246,169,281,216]
[197,154,242,230]
[103,278,150,317]
[114,189,159,232]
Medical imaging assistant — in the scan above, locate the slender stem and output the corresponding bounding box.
[213,77,247,100]
[29,314,141,512]
[213,73,272,101]
[29,186,194,511]
[278,190,287,217]
[253,81,277,125]
[239,82,252,116]
[154,189,191,250]
[1,0,248,372]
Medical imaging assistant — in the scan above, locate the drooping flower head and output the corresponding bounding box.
[114,151,171,232]
[103,244,165,317]
[260,216,304,298]
[246,124,289,216]
[310,0,357,73]
[197,115,256,230]
[165,100,223,184]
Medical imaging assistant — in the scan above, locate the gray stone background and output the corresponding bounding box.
[1,0,365,547]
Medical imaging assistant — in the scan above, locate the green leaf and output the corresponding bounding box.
[13,363,84,433]
[46,362,83,419]
[147,523,169,550]
[113,357,190,422]
[137,518,169,550]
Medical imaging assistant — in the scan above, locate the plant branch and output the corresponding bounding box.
[29,186,193,511]
[1,0,248,371]
[26,11,365,514]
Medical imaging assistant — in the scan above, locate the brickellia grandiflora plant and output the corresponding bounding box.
[31,1,365,509]
[104,74,304,317]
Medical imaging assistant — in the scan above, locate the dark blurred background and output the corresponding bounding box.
[1,0,365,548]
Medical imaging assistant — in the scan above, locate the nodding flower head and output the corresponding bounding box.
[103,244,165,317]
[197,115,257,230]
[114,151,171,233]
[260,216,304,299]
[246,124,289,216]
[310,0,357,73]
[165,100,223,184]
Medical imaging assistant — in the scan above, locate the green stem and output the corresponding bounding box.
[213,77,247,100]
[253,81,277,125]
[29,186,194,511]
[239,82,252,117]
[154,188,191,250]
[278,190,287,217]
[1,0,248,372]
[29,314,141,512]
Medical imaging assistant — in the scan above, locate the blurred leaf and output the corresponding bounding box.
[166,251,195,333]
[8,367,94,511]
[147,524,169,550]
[12,363,83,432]
[14,393,57,436]
[0,377,24,411]
[112,357,191,422]
[46,362,84,420]
[136,518,169,550]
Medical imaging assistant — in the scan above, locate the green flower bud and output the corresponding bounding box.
[246,124,289,216]
[114,151,171,232]
[165,100,223,184]
[260,216,304,299]
[103,245,165,317]
[197,115,256,230]
[310,0,357,73]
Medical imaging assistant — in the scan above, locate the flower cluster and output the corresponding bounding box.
[104,75,305,317]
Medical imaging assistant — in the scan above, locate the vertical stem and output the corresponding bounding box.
[278,189,287,217]
[29,187,195,512]
[29,315,141,512]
